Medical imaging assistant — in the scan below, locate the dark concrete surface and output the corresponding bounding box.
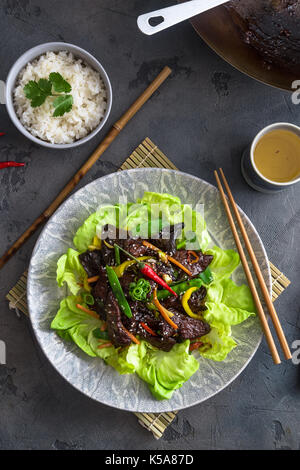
[0,0,300,450]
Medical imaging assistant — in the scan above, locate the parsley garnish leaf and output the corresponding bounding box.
[24,73,73,116]
[52,94,73,117]
[49,72,72,93]
[24,79,52,107]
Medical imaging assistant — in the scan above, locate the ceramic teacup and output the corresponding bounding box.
[241,122,300,193]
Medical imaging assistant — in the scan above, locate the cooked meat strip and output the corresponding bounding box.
[105,291,131,347]
[119,271,137,294]
[79,249,103,277]
[188,286,208,313]
[162,295,185,313]
[100,224,128,265]
[174,249,213,278]
[172,311,210,341]
[123,303,177,352]
[92,266,110,319]
[156,261,177,282]
[122,238,149,257]
[139,334,176,352]
[101,224,128,243]
[150,223,184,255]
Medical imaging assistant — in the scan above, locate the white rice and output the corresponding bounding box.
[13,51,107,144]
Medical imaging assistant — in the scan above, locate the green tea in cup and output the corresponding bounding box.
[253,129,300,183]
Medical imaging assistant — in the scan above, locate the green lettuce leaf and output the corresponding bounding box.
[205,278,256,326]
[198,323,237,361]
[126,340,199,400]
[51,296,102,356]
[56,248,87,295]
[51,296,136,369]
[206,245,240,281]
[139,192,211,250]
[197,275,256,361]
[73,205,123,252]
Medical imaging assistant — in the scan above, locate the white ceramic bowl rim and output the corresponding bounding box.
[250,122,300,187]
[5,42,112,149]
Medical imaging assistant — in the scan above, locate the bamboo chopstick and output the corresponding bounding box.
[214,170,281,364]
[218,168,291,360]
[0,66,172,270]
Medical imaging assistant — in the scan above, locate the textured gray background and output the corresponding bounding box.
[0,0,299,450]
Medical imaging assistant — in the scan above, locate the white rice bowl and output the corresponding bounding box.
[13,51,107,144]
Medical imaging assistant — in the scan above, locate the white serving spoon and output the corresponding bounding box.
[137,0,229,35]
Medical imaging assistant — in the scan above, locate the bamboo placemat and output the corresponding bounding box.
[6,137,290,439]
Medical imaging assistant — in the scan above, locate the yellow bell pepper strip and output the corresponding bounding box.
[88,236,102,251]
[93,236,101,248]
[153,289,178,329]
[181,287,203,320]
[156,278,203,301]
[113,256,150,278]
[142,240,192,276]
[103,240,114,249]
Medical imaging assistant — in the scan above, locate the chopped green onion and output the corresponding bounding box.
[82,292,95,305]
[129,278,152,301]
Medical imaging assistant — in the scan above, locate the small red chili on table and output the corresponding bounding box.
[0,161,25,170]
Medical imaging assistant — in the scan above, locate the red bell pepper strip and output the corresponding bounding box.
[114,244,177,297]
[140,322,157,336]
[0,161,25,169]
[189,341,203,352]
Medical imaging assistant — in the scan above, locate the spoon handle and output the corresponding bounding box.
[137,0,229,36]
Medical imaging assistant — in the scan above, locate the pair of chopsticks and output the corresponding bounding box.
[214,169,291,364]
[0,66,172,270]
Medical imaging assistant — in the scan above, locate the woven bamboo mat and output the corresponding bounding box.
[6,137,290,439]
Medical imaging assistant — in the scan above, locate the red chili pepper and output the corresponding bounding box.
[140,263,177,296]
[140,322,157,336]
[0,161,25,169]
[115,244,177,297]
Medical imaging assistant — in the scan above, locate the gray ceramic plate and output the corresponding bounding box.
[27,168,271,413]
